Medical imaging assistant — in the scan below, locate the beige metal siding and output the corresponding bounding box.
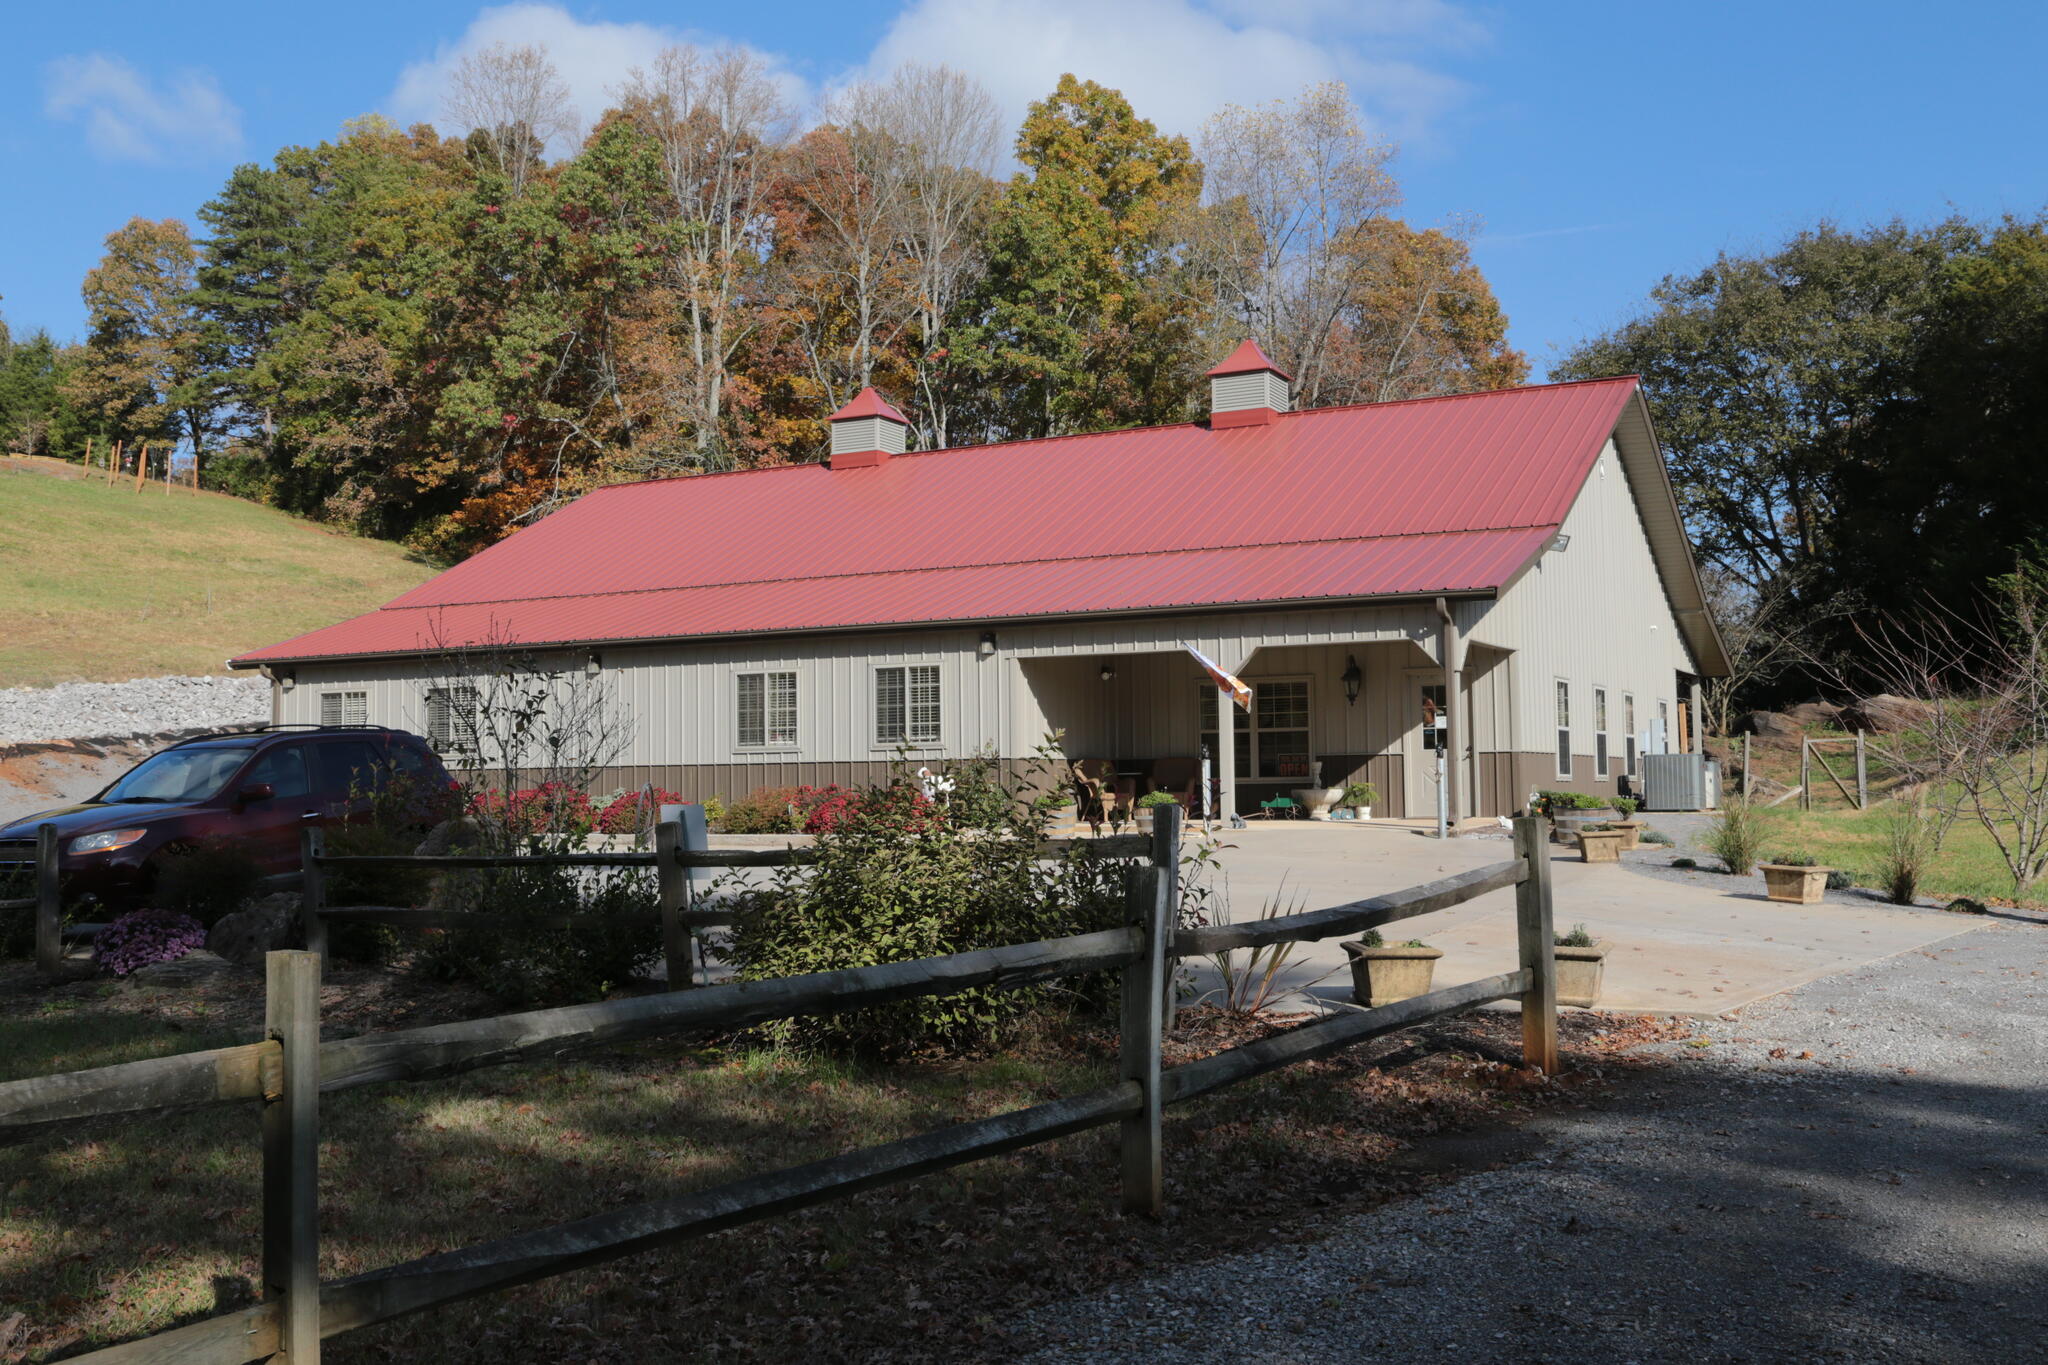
[829,415,906,457]
[1209,370,1288,414]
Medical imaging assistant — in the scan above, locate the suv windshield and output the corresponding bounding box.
[100,746,252,804]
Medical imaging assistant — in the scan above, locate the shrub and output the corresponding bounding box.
[1705,799,1774,875]
[1136,790,1179,809]
[151,838,264,925]
[1672,856,1698,869]
[596,787,683,836]
[1341,781,1378,807]
[725,753,1127,1058]
[1613,797,1640,817]
[1536,790,1611,814]
[419,863,660,1005]
[724,786,803,834]
[95,909,206,976]
[468,782,596,841]
[1826,869,1854,891]
[1639,828,1674,846]
[1554,922,1596,948]
[1877,803,1934,905]
[700,795,727,829]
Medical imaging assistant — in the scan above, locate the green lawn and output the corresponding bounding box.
[1757,802,2038,906]
[0,462,435,686]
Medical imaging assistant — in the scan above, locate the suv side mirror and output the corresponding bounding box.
[236,783,276,806]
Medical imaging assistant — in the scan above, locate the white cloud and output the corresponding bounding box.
[385,3,810,157]
[43,53,242,164]
[854,0,1481,149]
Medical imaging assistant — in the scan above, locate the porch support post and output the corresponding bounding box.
[1216,682,1237,823]
[1436,597,1462,831]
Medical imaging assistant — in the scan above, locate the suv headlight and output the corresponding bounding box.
[69,829,148,855]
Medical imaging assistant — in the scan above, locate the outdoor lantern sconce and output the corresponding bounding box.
[585,651,603,676]
[1341,654,1362,706]
[279,669,296,692]
[1099,660,1116,682]
[978,631,998,658]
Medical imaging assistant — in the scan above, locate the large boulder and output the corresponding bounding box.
[1781,701,1845,729]
[206,893,302,965]
[1847,694,1936,733]
[415,817,485,857]
[1738,710,1799,737]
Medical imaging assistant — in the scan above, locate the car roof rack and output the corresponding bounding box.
[160,723,395,750]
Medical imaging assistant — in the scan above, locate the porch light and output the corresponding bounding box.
[1099,661,1116,682]
[1341,654,1362,706]
[585,650,603,676]
[1550,533,1571,552]
[978,631,997,658]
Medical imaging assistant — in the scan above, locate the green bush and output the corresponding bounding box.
[1672,856,1698,869]
[1826,869,1854,891]
[1535,790,1611,815]
[1705,799,1774,875]
[419,863,659,1005]
[1341,781,1379,807]
[1613,797,1640,817]
[723,786,801,834]
[1136,789,1180,809]
[1639,828,1674,846]
[725,753,1131,1058]
[1554,922,1596,948]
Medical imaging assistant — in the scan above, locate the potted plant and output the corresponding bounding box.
[1132,789,1179,831]
[1604,796,1647,850]
[1759,853,1835,904]
[1340,781,1377,820]
[1342,929,1442,1006]
[1538,790,1620,844]
[1553,922,1609,1007]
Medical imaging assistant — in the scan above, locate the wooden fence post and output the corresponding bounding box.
[34,824,61,980]
[1855,732,1868,810]
[1118,846,1170,1217]
[133,443,147,494]
[656,818,691,989]
[1511,816,1559,1074]
[300,827,328,959]
[1742,734,1751,799]
[1800,738,1812,811]
[1151,804,1181,1032]
[263,950,322,1362]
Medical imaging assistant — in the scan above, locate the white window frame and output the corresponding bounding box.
[1657,700,1671,755]
[1593,686,1610,781]
[1200,675,1316,782]
[425,685,479,756]
[320,690,367,727]
[874,664,942,747]
[1624,693,1638,777]
[735,670,799,749]
[1555,679,1572,780]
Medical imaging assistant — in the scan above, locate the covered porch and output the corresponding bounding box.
[1011,621,1519,821]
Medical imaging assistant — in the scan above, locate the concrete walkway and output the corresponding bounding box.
[1187,821,1972,1016]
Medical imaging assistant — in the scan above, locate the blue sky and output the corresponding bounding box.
[4,1,2043,377]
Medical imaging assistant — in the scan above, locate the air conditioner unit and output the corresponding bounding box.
[1641,753,1717,811]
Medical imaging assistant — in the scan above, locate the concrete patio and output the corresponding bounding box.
[1185,820,1974,1016]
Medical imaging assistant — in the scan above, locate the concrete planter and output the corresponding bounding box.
[1342,941,1443,1008]
[1552,810,1619,844]
[1605,820,1647,851]
[1760,863,1833,905]
[1292,787,1344,820]
[1554,940,1610,1007]
[1576,828,1628,863]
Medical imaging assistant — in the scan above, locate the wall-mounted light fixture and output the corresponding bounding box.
[1550,533,1572,553]
[978,631,997,658]
[1341,654,1363,707]
[1099,660,1116,682]
[585,650,603,676]
[279,669,296,692]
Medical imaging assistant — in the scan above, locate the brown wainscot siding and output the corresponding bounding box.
[587,758,1066,808]
[1315,754,1406,820]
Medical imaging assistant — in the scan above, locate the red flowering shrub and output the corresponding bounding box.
[723,786,803,833]
[597,788,684,835]
[799,783,944,835]
[468,782,596,840]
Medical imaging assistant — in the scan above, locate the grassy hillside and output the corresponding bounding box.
[0,459,437,687]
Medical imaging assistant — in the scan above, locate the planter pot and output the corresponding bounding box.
[1554,940,1610,1007]
[1342,941,1443,1008]
[1605,820,1646,851]
[1760,863,1833,904]
[1552,810,1620,844]
[1292,787,1343,820]
[1576,828,1628,863]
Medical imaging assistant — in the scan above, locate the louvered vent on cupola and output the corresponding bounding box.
[827,387,910,470]
[1206,339,1293,428]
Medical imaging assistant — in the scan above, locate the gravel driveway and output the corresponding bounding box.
[1011,914,2047,1363]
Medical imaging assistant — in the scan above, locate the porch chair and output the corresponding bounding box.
[1069,759,1136,824]
[1146,756,1203,811]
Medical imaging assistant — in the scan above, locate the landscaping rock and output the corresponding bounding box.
[1846,692,1935,733]
[130,949,235,984]
[1737,709,1797,736]
[1781,700,1845,728]
[206,893,302,964]
[415,817,485,857]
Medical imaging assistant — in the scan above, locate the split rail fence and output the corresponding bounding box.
[0,809,1560,1363]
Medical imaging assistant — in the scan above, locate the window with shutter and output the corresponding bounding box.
[425,686,479,755]
[1594,687,1610,778]
[320,691,367,726]
[736,671,798,747]
[875,665,940,744]
[1555,680,1572,778]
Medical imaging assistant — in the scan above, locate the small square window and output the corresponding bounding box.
[737,671,798,747]
[876,665,940,744]
[425,686,479,755]
[320,691,366,726]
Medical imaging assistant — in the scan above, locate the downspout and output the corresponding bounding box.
[1436,597,1461,835]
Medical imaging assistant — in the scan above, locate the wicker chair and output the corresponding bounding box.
[1145,756,1202,810]
[1070,759,1135,824]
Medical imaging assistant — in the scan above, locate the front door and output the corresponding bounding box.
[1405,680,1448,819]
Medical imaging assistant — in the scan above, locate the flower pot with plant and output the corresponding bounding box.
[1342,929,1442,1007]
[1133,789,1179,831]
[1759,854,1834,904]
[1552,922,1609,1007]
[1340,781,1377,820]
[1605,797,1646,849]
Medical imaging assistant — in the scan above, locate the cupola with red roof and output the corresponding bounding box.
[1206,339,1292,428]
[827,386,910,469]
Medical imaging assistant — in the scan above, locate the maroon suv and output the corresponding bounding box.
[0,725,454,912]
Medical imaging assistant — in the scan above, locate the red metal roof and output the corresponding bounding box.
[827,386,909,424]
[1206,338,1292,380]
[234,377,1640,666]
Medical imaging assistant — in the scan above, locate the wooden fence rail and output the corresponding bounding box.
[6,807,1564,1364]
